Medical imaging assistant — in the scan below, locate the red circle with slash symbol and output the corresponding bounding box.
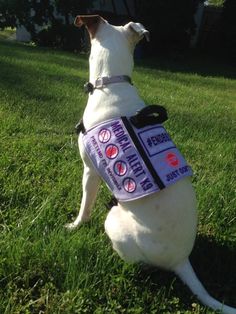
[166,152,180,167]
[114,160,127,176]
[105,144,119,159]
[123,177,136,193]
[98,128,111,143]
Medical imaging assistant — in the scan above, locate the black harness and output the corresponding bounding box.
[75,105,168,135]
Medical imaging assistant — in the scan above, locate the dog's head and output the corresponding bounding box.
[74,15,149,44]
[74,15,149,79]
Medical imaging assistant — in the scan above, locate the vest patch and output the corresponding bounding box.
[82,117,192,202]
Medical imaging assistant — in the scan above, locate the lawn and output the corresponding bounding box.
[0,40,235,313]
[0,28,16,40]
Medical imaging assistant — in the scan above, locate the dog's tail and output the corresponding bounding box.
[174,259,236,314]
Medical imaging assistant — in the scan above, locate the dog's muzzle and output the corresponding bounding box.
[84,75,132,94]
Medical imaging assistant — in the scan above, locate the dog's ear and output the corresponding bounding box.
[74,15,105,38]
[125,22,150,43]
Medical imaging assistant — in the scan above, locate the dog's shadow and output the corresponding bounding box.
[136,235,236,309]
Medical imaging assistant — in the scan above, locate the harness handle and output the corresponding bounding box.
[130,105,168,128]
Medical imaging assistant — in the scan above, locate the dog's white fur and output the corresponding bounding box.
[67,16,236,314]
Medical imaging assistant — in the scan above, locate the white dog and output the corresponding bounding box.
[66,15,235,314]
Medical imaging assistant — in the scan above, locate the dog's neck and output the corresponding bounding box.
[89,23,134,84]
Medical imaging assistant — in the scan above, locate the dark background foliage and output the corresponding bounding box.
[221,0,236,57]
[0,0,235,55]
[135,0,199,54]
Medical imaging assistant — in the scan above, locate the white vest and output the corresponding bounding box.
[82,117,192,202]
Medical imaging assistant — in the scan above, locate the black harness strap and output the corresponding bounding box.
[130,105,168,128]
[75,119,86,134]
[121,116,165,190]
[75,105,168,135]
[105,196,118,209]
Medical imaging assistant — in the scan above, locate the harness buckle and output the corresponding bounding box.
[75,119,86,134]
[95,77,104,88]
[84,82,94,94]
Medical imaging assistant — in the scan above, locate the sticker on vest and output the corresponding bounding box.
[82,118,192,202]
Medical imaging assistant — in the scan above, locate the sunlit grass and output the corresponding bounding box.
[0,28,16,40]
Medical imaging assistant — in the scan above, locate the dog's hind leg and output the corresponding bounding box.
[105,205,144,263]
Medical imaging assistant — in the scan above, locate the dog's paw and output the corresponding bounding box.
[64,221,81,231]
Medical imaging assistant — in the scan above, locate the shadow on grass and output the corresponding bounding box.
[136,235,236,310]
[190,235,236,306]
[136,52,236,80]
[1,40,236,80]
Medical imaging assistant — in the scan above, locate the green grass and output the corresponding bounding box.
[0,40,235,313]
[208,0,225,7]
[0,28,16,40]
